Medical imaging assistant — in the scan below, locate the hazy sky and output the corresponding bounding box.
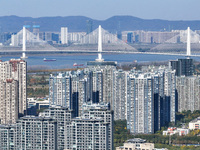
[1,0,200,20]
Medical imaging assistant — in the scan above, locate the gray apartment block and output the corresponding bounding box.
[40,106,74,150]
[0,79,18,124]
[81,102,113,150]
[16,116,57,150]
[127,73,154,134]
[0,59,27,124]
[113,70,128,120]
[49,71,87,117]
[67,117,109,150]
[176,76,200,112]
[87,61,117,109]
[49,73,72,107]
[127,67,176,134]
[0,124,16,150]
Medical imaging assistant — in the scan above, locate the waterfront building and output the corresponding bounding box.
[116,138,154,150]
[68,32,86,43]
[16,116,57,150]
[122,30,179,43]
[0,59,27,124]
[61,27,68,44]
[127,32,133,43]
[32,25,40,40]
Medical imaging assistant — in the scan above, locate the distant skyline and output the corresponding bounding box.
[1,0,200,20]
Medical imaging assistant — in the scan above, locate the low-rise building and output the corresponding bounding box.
[189,117,200,130]
[116,138,154,150]
[163,127,190,136]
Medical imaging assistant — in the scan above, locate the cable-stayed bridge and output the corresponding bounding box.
[1,26,200,58]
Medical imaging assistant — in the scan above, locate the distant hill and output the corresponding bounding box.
[1,15,200,33]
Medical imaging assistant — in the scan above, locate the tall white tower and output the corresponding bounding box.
[21,26,28,59]
[95,25,104,62]
[187,27,191,58]
[61,27,68,44]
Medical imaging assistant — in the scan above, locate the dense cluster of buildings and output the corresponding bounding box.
[1,23,200,47]
[0,25,200,149]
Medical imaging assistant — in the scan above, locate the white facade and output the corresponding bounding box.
[49,73,71,107]
[189,117,200,130]
[163,127,190,136]
[61,27,68,44]
[116,138,154,150]
[68,32,86,43]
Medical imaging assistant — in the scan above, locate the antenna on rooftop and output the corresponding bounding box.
[95,25,104,62]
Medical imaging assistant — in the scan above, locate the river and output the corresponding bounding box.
[0,53,198,70]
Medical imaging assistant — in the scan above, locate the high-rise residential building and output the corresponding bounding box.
[49,71,87,117]
[163,69,177,123]
[81,102,114,150]
[126,67,177,134]
[65,102,113,150]
[39,106,74,150]
[61,27,68,44]
[0,59,27,124]
[16,116,57,150]
[0,79,18,124]
[87,63,117,108]
[127,73,154,134]
[77,78,87,116]
[32,25,40,40]
[91,70,103,103]
[176,76,200,112]
[0,124,16,150]
[113,70,128,120]
[122,30,179,43]
[169,58,194,76]
[68,117,109,150]
[68,32,87,43]
[49,73,71,107]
